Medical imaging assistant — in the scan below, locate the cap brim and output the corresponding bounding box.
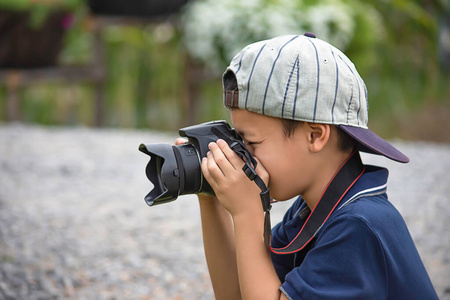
[339,125,410,163]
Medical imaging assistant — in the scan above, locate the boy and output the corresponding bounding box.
[177,34,437,299]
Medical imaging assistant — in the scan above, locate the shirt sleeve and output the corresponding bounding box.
[271,198,305,281]
[280,214,388,300]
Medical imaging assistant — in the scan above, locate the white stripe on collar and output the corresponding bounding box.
[312,183,388,237]
[338,183,387,210]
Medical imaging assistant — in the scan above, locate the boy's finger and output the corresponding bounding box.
[215,139,245,170]
[206,150,227,180]
[201,156,218,187]
[208,142,236,175]
[175,138,188,146]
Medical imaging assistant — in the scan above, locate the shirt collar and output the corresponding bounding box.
[337,165,389,210]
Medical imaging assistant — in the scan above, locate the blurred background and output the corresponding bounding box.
[0,0,448,139]
[0,0,449,299]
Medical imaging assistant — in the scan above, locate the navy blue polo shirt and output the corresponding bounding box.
[271,165,438,300]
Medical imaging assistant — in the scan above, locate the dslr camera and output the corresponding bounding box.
[139,120,254,206]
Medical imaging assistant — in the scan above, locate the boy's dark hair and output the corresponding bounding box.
[281,119,357,152]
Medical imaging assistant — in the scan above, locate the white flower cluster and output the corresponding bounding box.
[182,0,364,71]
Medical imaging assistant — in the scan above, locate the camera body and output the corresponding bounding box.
[139,120,239,206]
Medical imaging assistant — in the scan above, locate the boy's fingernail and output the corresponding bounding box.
[208,142,216,149]
[216,139,225,146]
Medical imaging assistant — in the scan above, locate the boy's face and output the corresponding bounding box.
[230,108,314,201]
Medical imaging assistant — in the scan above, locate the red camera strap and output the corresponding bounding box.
[271,151,365,254]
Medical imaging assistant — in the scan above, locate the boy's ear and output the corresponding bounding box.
[306,123,331,153]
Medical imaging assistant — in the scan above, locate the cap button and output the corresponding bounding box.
[304,32,316,38]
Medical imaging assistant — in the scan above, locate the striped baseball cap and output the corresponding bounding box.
[223,33,409,163]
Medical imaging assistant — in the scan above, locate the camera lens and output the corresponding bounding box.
[139,142,205,206]
[173,144,202,195]
[140,120,235,206]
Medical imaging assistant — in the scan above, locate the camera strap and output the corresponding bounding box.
[242,162,273,250]
[271,150,365,255]
[211,127,273,249]
[211,127,365,253]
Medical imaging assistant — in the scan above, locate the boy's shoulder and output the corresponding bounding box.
[321,164,406,240]
[329,164,405,234]
[273,166,438,299]
[321,191,405,247]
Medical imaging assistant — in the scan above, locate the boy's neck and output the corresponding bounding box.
[302,150,354,210]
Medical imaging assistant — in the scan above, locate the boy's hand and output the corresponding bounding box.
[201,139,269,218]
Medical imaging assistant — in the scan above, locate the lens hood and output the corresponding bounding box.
[139,120,243,207]
[139,143,180,205]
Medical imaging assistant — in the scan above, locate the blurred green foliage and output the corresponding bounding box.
[101,24,185,129]
[349,0,449,139]
[0,0,448,141]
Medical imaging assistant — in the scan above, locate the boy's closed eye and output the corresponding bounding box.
[245,140,259,146]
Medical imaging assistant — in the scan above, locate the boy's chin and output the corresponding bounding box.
[270,190,295,202]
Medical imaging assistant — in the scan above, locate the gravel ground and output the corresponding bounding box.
[0,123,448,299]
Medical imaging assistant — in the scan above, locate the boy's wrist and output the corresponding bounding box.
[232,208,265,229]
[197,193,219,205]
